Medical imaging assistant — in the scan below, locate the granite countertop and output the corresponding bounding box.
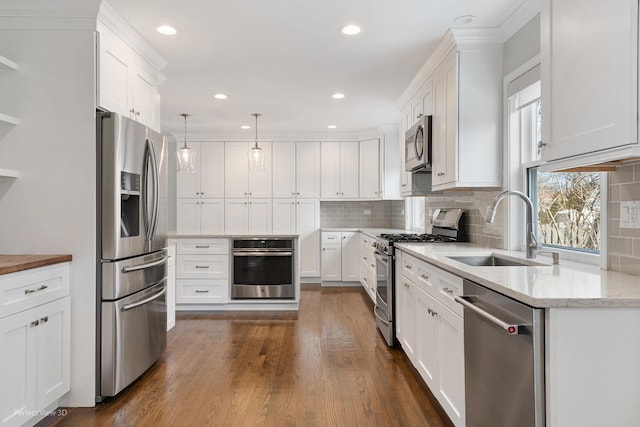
[0,254,72,276]
[395,243,640,309]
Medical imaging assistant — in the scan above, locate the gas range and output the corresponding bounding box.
[373,208,466,256]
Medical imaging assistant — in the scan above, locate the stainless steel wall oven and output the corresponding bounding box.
[231,238,295,300]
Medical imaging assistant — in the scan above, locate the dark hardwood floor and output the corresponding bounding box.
[40,285,449,427]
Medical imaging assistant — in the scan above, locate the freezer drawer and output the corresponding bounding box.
[101,249,168,300]
[100,280,167,397]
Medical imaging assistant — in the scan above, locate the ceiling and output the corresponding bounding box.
[107,0,532,138]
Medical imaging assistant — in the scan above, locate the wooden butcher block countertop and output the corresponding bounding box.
[0,254,72,275]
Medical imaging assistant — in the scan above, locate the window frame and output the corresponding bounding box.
[405,197,426,233]
[503,56,607,266]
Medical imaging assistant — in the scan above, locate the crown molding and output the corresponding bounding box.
[169,127,396,143]
[97,1,167,71]
[499,0,541,42]
[0,0,100,30]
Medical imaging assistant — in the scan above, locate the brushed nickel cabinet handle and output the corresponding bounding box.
[195,245,210,248]
[195,265,210,269]
[195,290,210,293]
[442,287,454,294]
[25,284,48,294]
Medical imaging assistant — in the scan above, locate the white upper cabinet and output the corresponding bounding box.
[432,44,502,191]
[296,142,321,198]
[321,141,359,199]
[97,25,163,132]
[224,198,272,234]
[359,139,380,199]
[540,0,640,170]
[176,142,225,199]
[272,142,321,199]
[397,30,503,192]
[224,141,272,198]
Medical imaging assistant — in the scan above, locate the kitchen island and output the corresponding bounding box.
[168,234,300,312]
[394,243,640,427]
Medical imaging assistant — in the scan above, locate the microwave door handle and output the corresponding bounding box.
[414,125,423,160]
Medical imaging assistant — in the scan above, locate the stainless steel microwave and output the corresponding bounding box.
[405,115,432,172]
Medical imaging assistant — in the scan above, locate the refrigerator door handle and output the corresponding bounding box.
[142,140,152,241]
[147,138,160,241]
[121,255,169,273]
[120,281,167,312]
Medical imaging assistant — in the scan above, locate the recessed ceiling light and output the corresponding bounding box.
[241,125,250,129]
[214,93,228,100]
[156,25,177,35]
[453,15,476,26]
[341,24,362,36]
[332,93,345,99]
[328,125,337,129]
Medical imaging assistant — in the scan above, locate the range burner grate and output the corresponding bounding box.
[378,233,456,243]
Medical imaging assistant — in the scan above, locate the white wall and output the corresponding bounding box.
[0,28,97,407]
[503,13,540,76]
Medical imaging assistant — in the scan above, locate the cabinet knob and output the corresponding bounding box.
[323,248,326,251]
[336,192,339,195]
[292,192,296,195]
[297,192,300,195]
[420,274,429,280]
[40,316,48,323]
[31,320,40,327]
[404,283,409,288]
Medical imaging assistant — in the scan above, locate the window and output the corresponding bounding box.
[507,62,602,258]
[405,197,425,232]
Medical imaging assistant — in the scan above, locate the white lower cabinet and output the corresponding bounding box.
[397,250,465,426]
[175,239,229,305]
[321,231,360,283]
[0,264,71,427]
[167,240,176,331]
[359,233,377,302]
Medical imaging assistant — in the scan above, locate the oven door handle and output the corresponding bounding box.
[374,305,389,326]
[233,251,293,257]
[374,251,388,264]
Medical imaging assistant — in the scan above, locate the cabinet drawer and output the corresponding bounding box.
[432,268,464,317]
[400,252,418,282]
[176,239,229,255]
[0,264,70,319]
[360,261,376,297]
[176,280,229,304]
[322,232,341,244]
[176,255,228,279]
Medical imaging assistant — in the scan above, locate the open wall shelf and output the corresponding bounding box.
[0,168,20,179]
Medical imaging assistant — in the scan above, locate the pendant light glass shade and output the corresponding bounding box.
[176,113,197,172]
[248,113,265,171]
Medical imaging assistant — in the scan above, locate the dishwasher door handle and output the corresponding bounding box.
[454,295,527,335]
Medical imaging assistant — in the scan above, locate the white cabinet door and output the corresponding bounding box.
[321,142,341,198]
[359,139,380,199]
[416,287,439,389]
[224,142,250,198]
[272,142,296,198]
[340,141,359,198]
[176,199,200,233]
[176,146,201,199]
[297,199,320,277]
[321,245,341,281]
[341,232,360,281]
[131,68,155,129]
[98,31,130,117]
[432,50,457,187]
[200,143,225,198]
[224,199,249,234]
[248,142,272,198]
[437,304,465,427]
[0,297,70,427]
[248,199,272,234]
[0,306,36,427]
[36,297,70,410]
[399,105,413,195]
[272,199,296,234]
[398,279,417,362]
[200,200,225,233]
[296,142,321,198]
[541,0,638,163]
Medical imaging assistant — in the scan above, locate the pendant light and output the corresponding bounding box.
[248,113,265,171]
[177,113,197,172]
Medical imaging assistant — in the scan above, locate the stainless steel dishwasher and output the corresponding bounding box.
[455,280,545,427]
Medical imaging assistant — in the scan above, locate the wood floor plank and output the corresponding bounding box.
[38,286,450,427]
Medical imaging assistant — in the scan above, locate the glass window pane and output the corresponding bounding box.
[531,169,601,252]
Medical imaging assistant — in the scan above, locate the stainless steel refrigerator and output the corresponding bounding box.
[96,112,168,400]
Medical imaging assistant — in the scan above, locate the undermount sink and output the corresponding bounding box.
[447,254,546,267]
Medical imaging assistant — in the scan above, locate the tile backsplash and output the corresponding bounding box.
[608,162,640,275]
[320,201,404,229]
[422,191,505,248]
